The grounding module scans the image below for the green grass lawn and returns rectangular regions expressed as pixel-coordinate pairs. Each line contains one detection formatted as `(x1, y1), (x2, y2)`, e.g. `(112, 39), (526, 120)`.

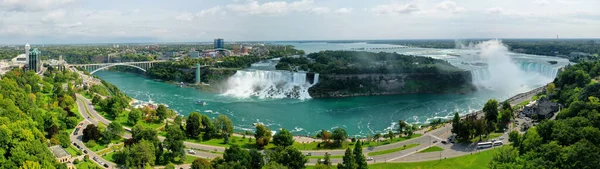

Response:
(86, 143), (107, 152)
(103, 151), (116, 162)
(307, 155), (343, 159)
(66, 145), (82, 156)
(75, 161), (102, 169)
(106, 110), (164, 129)
(185, 135), (275, 149)
(471, 133), (503, 143)
(418, 146), (444, 153)
(368, 148), (499, 169)
(293, 134), (422, 151)
(367, 144), (420, 156)
(185, 155), (198, 164)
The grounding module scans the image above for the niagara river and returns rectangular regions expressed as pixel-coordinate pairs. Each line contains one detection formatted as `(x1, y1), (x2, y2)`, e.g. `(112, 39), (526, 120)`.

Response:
(94, 41), (570, 137)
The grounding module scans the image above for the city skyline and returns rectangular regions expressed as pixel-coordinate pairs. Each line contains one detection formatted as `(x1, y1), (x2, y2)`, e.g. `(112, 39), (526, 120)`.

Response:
(1, 0), (599, 44)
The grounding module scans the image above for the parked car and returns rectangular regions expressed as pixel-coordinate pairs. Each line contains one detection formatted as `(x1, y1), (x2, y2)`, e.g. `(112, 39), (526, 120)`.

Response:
(187, 149), (196, 154)
(83, 150), (88, 154)
(441, 140), (447, 144)
(93, 157), (98, 161)
(433, 140), (438, 143)
(306, 152), (312, 156)
(103, 164), (109, 168)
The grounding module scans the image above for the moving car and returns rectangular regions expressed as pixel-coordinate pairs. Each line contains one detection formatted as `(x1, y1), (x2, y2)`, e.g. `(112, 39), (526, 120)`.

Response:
(366, 157), (374, 161)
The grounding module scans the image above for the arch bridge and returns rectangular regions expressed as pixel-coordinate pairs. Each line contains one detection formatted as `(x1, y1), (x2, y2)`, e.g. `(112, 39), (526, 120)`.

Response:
(67, 60), (167, 74)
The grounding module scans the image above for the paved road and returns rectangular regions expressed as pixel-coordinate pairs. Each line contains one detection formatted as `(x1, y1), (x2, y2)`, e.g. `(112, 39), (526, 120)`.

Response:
(73, 99), (117, 168)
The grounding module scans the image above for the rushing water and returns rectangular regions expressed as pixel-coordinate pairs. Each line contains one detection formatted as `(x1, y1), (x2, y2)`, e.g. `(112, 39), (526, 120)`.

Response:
(95, 41), (570, 137)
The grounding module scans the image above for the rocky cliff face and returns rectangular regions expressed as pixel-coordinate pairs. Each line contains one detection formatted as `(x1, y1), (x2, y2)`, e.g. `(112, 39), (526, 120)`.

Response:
(308, 71), (476, 98)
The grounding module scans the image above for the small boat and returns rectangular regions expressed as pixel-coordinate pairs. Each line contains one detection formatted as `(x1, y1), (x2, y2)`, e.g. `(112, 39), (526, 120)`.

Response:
(178, 82), (184, 87)
(196, 100), (207, 106)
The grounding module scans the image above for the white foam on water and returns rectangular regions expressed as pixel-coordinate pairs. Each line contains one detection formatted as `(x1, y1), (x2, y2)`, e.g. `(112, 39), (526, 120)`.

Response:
(222, 70), (319, 100)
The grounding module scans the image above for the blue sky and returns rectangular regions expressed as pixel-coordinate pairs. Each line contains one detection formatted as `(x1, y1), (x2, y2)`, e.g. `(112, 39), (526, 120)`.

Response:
(0, 0), (599, 44)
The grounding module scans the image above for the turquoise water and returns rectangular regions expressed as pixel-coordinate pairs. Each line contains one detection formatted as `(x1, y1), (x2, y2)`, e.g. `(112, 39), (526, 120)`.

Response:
(94, 42), (569, 137)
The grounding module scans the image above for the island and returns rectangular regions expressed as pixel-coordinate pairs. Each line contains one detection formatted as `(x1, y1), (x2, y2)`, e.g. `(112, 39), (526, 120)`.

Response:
(275, 51), (476, 98)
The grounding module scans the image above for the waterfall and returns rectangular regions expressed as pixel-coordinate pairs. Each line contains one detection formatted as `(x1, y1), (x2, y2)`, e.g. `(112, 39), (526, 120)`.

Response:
(518, 62), (559, 78)
(313, 73), (319, 85)
(222, 70), (318, 100)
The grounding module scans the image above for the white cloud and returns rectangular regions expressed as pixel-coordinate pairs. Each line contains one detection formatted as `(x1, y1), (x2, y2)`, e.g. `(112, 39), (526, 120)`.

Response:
(435, 1), (465, 13)
(485, 7), (504, 14)
(41, 9), (66, 23)
(370, 3), (420, 15)
(0, 0), (75, 12)
(226, 0), (316, 15)
(310, 7), (330, 14)
(58, 22), (83, 28)
(334, 8), (353, 14)
(175, 12), (194, 21)
(197, 6), (226, 17)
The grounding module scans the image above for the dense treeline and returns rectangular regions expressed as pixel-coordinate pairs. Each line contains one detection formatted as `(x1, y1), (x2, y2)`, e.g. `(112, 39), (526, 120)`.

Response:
(276, 51), (462, 74)
(147, 46), (302, 83)
(451, 100), (513, 143)
(489, 61), (600, 169)
(0, 68), (82, 168)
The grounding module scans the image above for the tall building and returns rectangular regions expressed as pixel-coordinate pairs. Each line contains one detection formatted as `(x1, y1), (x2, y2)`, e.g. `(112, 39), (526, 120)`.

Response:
(214, 38), (224, 50)
(25, 43), (30, 63)
(28, 48), (41, 72)
(233, 44), (239, 55)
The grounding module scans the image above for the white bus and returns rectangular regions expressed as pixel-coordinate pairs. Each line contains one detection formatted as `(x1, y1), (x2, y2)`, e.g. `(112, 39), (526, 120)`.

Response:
(493, 141), (503, 146)
(477, 142), (493, 149)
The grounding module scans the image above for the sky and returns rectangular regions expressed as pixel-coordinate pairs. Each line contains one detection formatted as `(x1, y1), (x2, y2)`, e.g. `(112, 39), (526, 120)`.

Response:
(0, 0), (599, 44)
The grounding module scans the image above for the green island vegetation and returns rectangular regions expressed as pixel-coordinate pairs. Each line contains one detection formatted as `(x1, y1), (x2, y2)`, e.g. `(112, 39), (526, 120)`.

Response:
(275, 51), (475, 97)
(418, 146), (444, 153)
(487, 60), (600, 169)
(0, 68), (85, 168)
(145, 45), (304, 85)
(368, 143), (420, 156)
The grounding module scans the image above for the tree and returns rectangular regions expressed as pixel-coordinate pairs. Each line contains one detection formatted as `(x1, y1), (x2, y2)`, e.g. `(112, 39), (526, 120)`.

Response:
(201, 114), (217, 141)
(156, 104), (168, 121)
(483, 99), (499, 123)
(387, 130), (395, 140)
(451, 112), (461, 134)
(331, 128), (348, 147)
(273, 128), (294, 147)
(353, 140), (367, 169)
(58, 131), (70, 148)
(131, 124), (158, 142)
(337, 148), (356, 169)
(397, 120), (407, 135)
(91, 94), (102, 104)
(82, 124), (100, 142)
(191, 158), (213, 169)
(186, 112), (203, 138)
(263, 162), (289, 169)
(508, 131), (522, 148)
(249, 149), (264, 169)
(254, 124), (272, 149)
(546, 82), (555, 96)
(488, 146), (520, 169)
(223, 144), (250, 167)
(214, 115), (234, 141)
(107, 122), (124, 138)
(164, 124), (186, 160)
(128, 109), (142, 125)
(373, 133), (381, 142)
(280, 147), (306, 169)
(316, 130), (331, 143)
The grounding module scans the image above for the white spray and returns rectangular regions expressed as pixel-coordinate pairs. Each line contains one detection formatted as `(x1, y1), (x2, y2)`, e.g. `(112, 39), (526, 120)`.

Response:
(464, 40), (528, 93)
